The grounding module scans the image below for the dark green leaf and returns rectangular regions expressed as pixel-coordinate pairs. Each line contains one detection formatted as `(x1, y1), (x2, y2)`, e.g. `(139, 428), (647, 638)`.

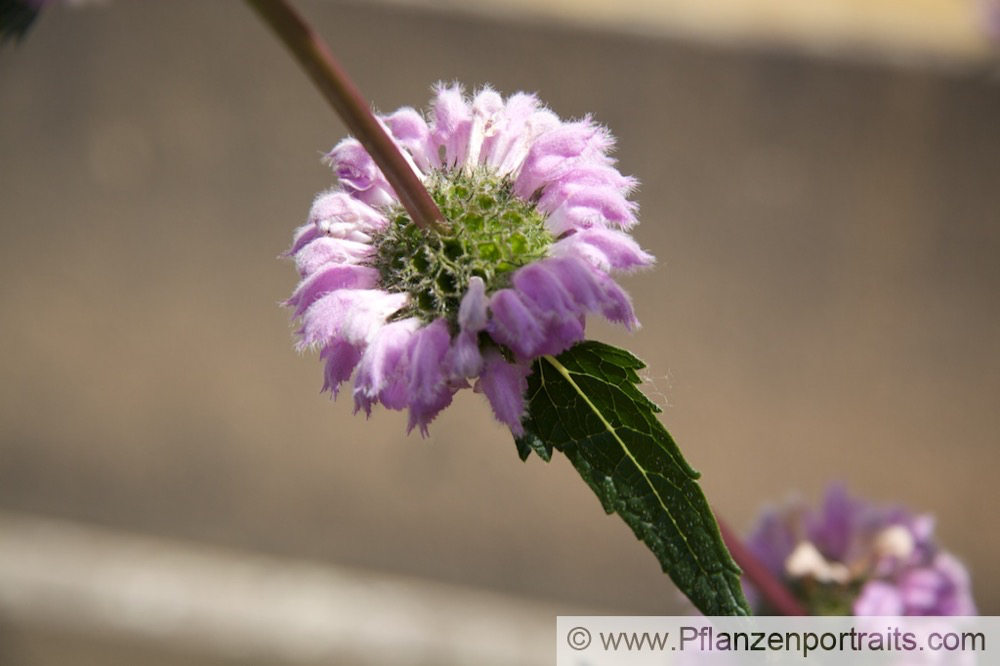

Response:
(1, 0), (41, 43)
(514, 427), (552, 462)
(518, 340), (750, 616)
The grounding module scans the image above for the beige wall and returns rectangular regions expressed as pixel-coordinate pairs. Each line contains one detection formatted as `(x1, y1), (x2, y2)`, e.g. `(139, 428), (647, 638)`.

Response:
(1, 0), (998, 654)
(377, 0), (1000, 64)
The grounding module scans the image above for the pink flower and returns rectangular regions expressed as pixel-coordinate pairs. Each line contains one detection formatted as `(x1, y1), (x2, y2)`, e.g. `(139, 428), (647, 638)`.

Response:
(744, 485), (977, 616)
(286, 85), (653, 436)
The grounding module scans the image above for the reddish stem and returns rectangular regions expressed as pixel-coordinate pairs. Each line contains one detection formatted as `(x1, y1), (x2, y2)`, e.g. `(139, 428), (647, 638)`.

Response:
(245, 0), (445, 233)
(716, 514), (808, 616)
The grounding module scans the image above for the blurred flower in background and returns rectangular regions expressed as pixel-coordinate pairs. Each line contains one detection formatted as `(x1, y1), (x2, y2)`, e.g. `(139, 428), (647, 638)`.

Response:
(745, 485), (977, 616)
(981, 0), (1000, 41)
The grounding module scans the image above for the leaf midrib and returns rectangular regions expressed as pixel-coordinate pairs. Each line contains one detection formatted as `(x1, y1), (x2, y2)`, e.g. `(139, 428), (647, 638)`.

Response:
(541, 354), (706, 574)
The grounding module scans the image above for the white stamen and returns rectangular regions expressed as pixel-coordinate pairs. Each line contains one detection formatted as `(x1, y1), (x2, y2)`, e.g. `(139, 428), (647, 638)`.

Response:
(873, 525), (915, 560)
(785, 542), (851, 584)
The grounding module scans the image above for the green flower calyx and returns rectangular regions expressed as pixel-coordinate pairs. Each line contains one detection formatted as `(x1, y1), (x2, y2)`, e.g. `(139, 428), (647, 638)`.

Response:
(373, 169), (552, 324)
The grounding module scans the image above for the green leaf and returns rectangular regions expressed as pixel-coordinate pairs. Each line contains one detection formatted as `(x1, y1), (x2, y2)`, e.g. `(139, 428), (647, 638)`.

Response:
(516, 340), (750, 616)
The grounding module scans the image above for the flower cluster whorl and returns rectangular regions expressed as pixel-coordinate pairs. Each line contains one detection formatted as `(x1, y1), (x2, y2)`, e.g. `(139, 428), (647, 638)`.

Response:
(745, 485), (977, 616)
(286, 85), (653, 435)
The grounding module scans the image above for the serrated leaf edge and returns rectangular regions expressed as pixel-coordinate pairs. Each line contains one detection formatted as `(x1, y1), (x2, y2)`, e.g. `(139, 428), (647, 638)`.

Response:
(541, 353), (711, 576)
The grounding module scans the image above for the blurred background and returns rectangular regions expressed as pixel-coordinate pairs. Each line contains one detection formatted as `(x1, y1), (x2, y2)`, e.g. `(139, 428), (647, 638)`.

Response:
(1, 0), (998, 663)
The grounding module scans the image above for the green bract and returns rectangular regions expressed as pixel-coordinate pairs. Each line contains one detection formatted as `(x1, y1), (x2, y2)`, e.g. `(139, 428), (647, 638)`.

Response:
(373, 169), (552, 324)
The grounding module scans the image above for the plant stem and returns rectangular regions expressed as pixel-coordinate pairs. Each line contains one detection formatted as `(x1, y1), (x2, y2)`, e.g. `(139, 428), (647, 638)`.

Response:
(245, 0), (445, 233)
(716, 514), (808, 616)
(247, 0), (800, 618)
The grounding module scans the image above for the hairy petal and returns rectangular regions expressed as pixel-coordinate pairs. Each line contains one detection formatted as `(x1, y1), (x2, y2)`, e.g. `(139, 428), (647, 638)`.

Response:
(379, 106), (440, 175)
(308, 189), (389, 242)
(530, 316), (585, 359)
(324, 138), (395, 206)
(487, 289), (546, 359)
(510, 259), (589, 356)
(486, 92), (560, 176)
(294, 237), (374, 277)
(513, 120), (615, 199)
(407, 384), (457, 438)
(458, 276), (489, 333)
(551, 228), (654, 273)
(382, 107), (437, 173)
(539, 164), (638, 207)
(448, 332), (482, 378)
(467, 87), (504, 167)
(431, 83), (473, 168)
(593, 271), (638, 329)
(298, 289), (408, 350)
(406, 319), (456, 435)
(354, 317), (422, 413)
(288, 222), (320, 256)
(449, 276), (490, 377)
(525, 256), (638, 330)
(407, 319), (452, 398)
(544, 186), (639, 234)
(511, 262), (576, 318)
(475, 350), (530, 435)
(319, 340), (363, 397)
(287, 264), (381, 317)
(544, 256), (608, 312)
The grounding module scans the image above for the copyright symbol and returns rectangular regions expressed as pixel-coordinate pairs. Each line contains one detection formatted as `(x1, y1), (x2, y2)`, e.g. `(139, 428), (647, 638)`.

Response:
(567, 626), (591, 650)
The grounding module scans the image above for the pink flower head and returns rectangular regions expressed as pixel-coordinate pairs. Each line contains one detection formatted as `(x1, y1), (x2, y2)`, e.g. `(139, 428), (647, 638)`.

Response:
(286, 85), (653, 436)
(744, 485), (977, 616)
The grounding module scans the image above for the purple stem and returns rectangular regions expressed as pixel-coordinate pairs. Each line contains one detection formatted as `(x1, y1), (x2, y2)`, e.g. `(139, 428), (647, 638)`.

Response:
(717, 514), (808, 616)
(245, 0), (445, 234)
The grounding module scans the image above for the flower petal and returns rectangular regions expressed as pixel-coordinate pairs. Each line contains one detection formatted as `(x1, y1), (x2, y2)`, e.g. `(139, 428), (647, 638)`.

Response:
(476, 350), (530, 435)
(448, 276), (490, 378)
(324, 138), (395, 206)
(513, 119), (614, 199)
(294, 237), (374, 277)
(551, 228), (654, 273)
(593, 271), (638, 330)
(511, 262), (575, 318)
(431, 83), (472, 168)
(544, 256), (607, 312)
(406, 319), (456, 435)
(383, 106), (437, 172)
(287, 222), (320, 256)
(538, 164), (638, 209)
(353, 317), (422, 412)
(458, 276), (489, 333)
(538, 316), (586, 356)
(407, 318), (452, 399)
(298, 289), (408, 350)
(487, 289), (546, 359)
(309, 189), (389, 242)
(544, 186), (638, 234)
(407, 384), (456, 437)
(287, 264), (380, 317)
(448, 331), (483, 378)
(467, 87), (504, 167)
(319, 340), (362, 397)
(853, 581), (905, 616)
(485, 92), (559, 176)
